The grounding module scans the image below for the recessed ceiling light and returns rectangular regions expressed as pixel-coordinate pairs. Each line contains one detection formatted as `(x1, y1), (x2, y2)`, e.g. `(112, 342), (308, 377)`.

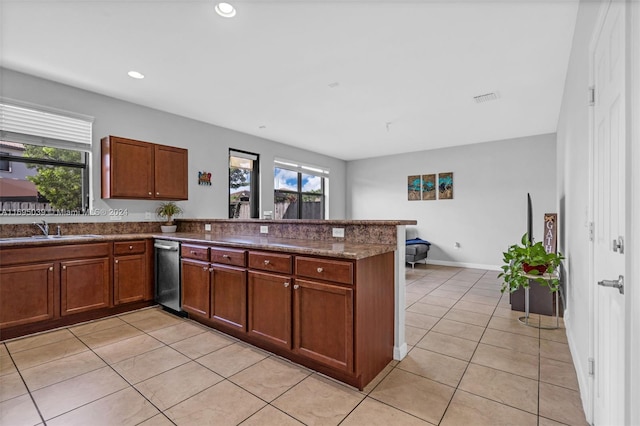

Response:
(215, 2), (236, 18)
(127, 70), (145, 79)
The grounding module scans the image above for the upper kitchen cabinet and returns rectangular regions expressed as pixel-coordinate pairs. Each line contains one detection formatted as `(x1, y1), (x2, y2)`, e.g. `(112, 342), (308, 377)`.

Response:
(101, 135), (188, 200)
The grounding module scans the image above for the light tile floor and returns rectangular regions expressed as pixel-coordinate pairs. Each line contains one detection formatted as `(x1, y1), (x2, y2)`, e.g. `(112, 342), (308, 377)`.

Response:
(0, 265), (588, 425)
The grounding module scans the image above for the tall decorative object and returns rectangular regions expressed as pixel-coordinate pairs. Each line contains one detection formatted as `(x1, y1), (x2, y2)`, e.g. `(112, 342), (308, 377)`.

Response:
(543, 214), (558, 253)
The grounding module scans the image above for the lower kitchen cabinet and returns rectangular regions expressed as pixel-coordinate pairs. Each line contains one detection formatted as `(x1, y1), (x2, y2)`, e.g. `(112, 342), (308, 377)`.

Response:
(114, 254), (147, 305)
(61, 257), (111, 316)
(293, 279), (354, 373)
(211, 265), (247, 331)
(0, 263), (56, 328)
(181, 258), (211, 317)
(113, 240), (151, 305)
(0, 240), (156, 339)
(248, 270), (292, 349)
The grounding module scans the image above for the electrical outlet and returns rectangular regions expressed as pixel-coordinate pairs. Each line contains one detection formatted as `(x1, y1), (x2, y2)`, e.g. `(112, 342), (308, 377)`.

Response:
(204, 224), (212, 232)
(332, 228), (345, 238)
(260, 225), (268, 234)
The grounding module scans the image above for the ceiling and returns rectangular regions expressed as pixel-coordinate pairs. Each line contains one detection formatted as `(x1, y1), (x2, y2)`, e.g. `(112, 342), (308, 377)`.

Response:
(0, 0), (579, 161)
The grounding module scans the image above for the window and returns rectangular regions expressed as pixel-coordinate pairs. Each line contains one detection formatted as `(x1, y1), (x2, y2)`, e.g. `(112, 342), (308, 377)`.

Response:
(0, 101), (93, 214)
(0, 151), (10, 172)
(229, 149), (259, 219)
(274, 159), (328, 220)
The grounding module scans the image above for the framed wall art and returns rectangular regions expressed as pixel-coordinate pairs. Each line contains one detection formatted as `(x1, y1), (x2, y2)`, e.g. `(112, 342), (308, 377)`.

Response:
(421, 174), (436, 200)
(438, 172), (453, 199)
(408, 175), (421, 200)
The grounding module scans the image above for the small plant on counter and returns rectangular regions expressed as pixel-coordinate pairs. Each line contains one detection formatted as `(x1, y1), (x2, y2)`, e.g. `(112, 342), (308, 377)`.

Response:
(155, 201), (183, 225)
(498, 233), (564, 294)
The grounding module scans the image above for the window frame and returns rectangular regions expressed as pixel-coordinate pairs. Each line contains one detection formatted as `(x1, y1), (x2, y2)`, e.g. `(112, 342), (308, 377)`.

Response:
(0, 101), (93, 214)
(229, 149), (260, 219)
(0, 145), (90, 213)
(274, 159), (328, 220)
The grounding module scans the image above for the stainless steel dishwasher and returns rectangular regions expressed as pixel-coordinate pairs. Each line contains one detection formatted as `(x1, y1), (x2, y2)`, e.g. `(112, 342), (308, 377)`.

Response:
(154, 239), (182, 313)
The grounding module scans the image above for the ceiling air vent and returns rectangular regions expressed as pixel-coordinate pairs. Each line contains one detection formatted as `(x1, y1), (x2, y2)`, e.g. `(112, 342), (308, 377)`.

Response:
(473, 92), (499, 103)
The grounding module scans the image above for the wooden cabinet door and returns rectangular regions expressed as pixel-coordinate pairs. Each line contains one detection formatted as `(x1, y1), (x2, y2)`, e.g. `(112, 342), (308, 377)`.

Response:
(293, 279), (354, 373)
(114, 254), (147, 305)
(248, 271), (292, 349)
(61, 257), (111, 316)
(107, 137), (154, 198)
(181, 258), (210, 318)
(211, 265), (247, 331)
(0, 263), (56, 328)
(154, 144), (188, 200)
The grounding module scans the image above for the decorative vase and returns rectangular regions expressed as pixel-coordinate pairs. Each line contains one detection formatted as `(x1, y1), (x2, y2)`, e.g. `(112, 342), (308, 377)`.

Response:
(522, 263), (547, 275)
(160, 225), (177, 233)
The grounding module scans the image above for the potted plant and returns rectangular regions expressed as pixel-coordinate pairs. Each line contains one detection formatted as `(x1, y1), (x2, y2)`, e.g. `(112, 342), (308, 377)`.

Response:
(155, 201), (183, 233)
(498, 233), (564, 294)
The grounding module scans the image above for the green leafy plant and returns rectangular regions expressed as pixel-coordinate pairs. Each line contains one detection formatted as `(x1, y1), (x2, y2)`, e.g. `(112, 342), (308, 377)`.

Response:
(498, 233), (564, 294)
(155, 202), (183, 225)
(25, 145), (84, 211)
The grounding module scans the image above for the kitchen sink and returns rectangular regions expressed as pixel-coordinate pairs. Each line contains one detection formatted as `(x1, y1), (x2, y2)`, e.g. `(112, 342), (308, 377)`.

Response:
(0, 234), (103, 242)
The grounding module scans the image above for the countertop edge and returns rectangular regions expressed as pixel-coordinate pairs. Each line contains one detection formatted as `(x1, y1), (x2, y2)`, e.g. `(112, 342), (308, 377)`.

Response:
(0, 233), (396, 260)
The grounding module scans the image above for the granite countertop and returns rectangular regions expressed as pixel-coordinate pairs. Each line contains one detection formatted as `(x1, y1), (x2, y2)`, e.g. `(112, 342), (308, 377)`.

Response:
(0, 232), (396, 260)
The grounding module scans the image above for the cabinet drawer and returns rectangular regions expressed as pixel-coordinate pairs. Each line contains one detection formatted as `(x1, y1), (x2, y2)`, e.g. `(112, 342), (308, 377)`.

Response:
(295, 257), (354, 285)
(211, 247), (246, 267)
(182, 244), (209, 261)
(248, 251), (292, 274)
(114, 240), (146, 255)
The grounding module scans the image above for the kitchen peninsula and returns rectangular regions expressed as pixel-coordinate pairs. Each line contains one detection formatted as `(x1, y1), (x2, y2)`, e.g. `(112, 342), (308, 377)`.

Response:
(0, 219), (415, 389)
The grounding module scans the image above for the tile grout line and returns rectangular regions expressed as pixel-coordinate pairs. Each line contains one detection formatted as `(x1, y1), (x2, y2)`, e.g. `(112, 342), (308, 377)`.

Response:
(2, 343), (48, 426)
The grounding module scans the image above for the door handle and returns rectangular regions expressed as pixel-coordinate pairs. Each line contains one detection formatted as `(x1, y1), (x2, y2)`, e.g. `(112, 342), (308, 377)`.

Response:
(598, 275), (624, 294)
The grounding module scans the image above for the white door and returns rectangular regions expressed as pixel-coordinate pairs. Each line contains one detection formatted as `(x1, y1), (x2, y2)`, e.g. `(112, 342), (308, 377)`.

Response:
(592, 1), (626, 425)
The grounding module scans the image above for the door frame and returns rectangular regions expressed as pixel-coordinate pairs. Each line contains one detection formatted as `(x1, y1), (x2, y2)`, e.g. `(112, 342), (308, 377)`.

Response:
(627, 1), (640, 424)
(587, 1), (640, 424)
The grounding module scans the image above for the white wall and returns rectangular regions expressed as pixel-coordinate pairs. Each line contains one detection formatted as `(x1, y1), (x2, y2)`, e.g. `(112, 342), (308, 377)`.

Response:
(346, 134), (557, 269)
(555, 0), (601, 419)
(0, 68), (347, 223)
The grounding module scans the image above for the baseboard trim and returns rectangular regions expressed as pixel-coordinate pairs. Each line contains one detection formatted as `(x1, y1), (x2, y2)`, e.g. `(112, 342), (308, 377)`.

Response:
(565, 315), (592, 424)
(425, 259), (501, 271)
(394, 342), (408, 360)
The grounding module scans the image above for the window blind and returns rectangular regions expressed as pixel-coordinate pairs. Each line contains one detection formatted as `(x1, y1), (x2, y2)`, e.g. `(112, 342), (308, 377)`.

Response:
(274, 158), (329, 176)
(0, 100), (93, 151)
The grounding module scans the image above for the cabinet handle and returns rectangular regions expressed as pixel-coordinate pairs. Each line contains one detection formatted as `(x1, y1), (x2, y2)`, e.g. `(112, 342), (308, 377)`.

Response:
(156, 192), (160, 195)
(317, 267), (323, 273)
(190, 250), (197, 254)
(115, 260), (119, 264)
(284, 282), (289, 287)
(264, 260), (270, 265)
(202, 266), (208, 271)
(49, 266), (54, 271)
(148, 192), (152, 195)
(62, 265), (66, 270)
(209, 268), (214, 272)
(293, 284), (299, 290)
(222, 254), (230, 259)
(129, 245), (133, 250)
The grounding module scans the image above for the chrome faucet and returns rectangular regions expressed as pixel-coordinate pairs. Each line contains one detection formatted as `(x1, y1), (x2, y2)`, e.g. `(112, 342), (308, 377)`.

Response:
(34, 220), (49, 236)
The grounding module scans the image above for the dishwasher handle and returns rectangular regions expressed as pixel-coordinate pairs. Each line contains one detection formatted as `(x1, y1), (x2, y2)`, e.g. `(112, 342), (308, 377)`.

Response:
(154, 243), (179, 251)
